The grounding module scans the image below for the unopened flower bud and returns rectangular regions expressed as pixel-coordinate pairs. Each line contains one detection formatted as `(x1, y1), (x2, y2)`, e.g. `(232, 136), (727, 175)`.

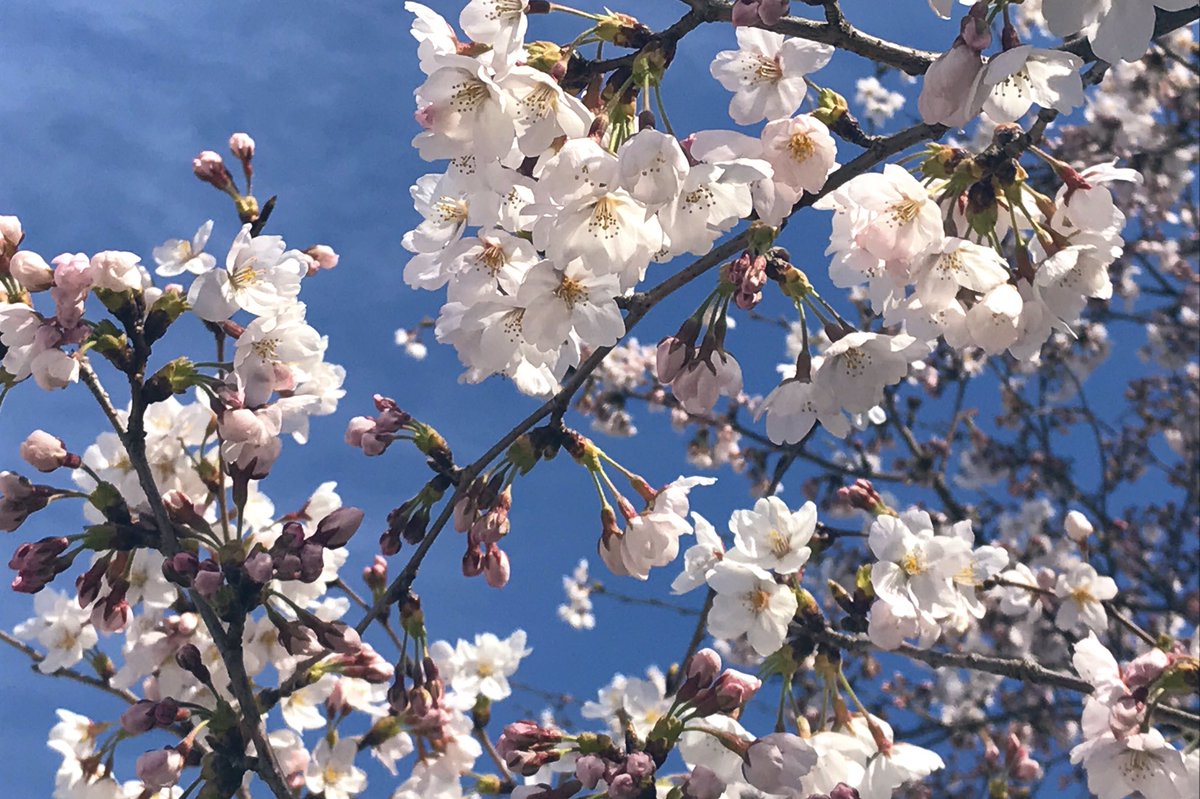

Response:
(162, 551), (199, 586)
(174, 643), (210, 685)
(192, 562), (223, 598)
(19, 430), (75, 473)
(135, 747), (185, 790)
(314, 506), (364, 548)
(192, 151), (234, 191)
(686, 648), (722, 685)
(483, 544), (510, 588)
(1064, 510), (1093, 543)
(684, 766), (726, 799)
(243, 551), (274, 583)
(228, 132), (255, 161)
(305, 245), (339, 271)
(0, 215), (23, 255)
(9, 251), (54, 292)
(363, 555), (388, 593)
(575, 754), (607, 789)
(121, 700), (160, 734)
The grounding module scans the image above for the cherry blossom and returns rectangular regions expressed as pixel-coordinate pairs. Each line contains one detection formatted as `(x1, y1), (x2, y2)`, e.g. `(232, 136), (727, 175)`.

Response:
(710, 28), (834, 125)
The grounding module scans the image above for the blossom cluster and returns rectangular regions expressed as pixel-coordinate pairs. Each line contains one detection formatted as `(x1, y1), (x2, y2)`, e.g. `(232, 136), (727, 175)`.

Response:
(1, 0), (1197, 798)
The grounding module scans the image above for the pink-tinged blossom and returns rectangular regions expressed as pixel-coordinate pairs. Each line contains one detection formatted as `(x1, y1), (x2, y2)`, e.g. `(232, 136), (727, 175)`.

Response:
(412, 54), (515, 162)
(617, 476), (716, 580)
(817, 164), (943, 262)
(219, 406), (283, 477)
(672, 348), (743, 415)
(918, 6), (990, 127)
(760, 114), (838, 195)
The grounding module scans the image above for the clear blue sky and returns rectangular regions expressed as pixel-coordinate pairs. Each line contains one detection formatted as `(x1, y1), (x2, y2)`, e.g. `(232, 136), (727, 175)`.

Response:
(0, 2), (1139, 796)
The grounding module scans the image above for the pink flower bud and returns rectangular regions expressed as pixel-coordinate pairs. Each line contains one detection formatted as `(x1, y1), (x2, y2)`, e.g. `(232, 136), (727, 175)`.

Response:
(363, 555), (387, 592)
(9, 251), (54, 292)
(193, 151), (234, 191)
(608, 773), (637, 799)
(624, 752), (655, 779)
(683, 765), (725, 799)
(656, 336), (691, 384)
(314, 507), (365, 548)
(483, 544), (510, 588)
(0, 215), (23, 252)
(1124, 647), (1170, 690)
(686, 648), (722, 685)
(305, 245), (339, 270)
(575, 755), (607, 789)
(829, 784), (862, 799)
(742, 733), (818, 795)
(243, 552), (274, 583)
(193, 564), (223, 598)
(136, 747), (185, 790)
(19, 430), (73, 472)
(228, 132), (256, 161)
(121, 701), (160, 734)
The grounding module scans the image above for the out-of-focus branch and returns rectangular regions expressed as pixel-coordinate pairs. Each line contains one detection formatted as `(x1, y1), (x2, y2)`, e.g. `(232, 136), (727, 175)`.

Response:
(0, 629), (139, 705)
(812, 626), (1200, 731)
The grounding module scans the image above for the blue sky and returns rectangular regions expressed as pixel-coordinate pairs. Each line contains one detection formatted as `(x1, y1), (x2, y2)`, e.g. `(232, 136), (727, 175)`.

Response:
(0, 1), (1163, 796)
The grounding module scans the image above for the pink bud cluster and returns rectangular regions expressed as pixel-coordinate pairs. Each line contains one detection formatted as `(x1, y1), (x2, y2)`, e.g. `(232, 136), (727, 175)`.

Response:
(455, 479), (513, 588)
(496, 720), (565, 776)
(9, 535), (71, 593)
(677, 648), (763, 716)
(346, 394), (414, 456)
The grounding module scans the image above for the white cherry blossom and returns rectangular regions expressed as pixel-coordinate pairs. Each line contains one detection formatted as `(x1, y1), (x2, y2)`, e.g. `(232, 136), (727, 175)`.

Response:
(706, 560), (798, 656)
(710, 28), (833, 124)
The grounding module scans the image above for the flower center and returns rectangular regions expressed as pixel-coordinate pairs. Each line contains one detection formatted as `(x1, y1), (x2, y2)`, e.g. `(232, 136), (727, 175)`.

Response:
(230, 257), (260, 289)
(787, 131), (815, 163)
(520, 83), (559, 121)
(839, 347), (869, 377)
(1070, 586), (1095, 605)
(752, 55), (783, 82)
(555, 275), (588, 309)
(449, 78), (490, 113)
(252, 338), (279, 361)
(767, 529), (791, 559)
(887, 197), (923, 225)
(588, 195), (621, 238)
(901, 552), (926, 576)
(747, 588), (772, 613)
(434, 198), (468, 224)
(477, 242), (508, 275)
